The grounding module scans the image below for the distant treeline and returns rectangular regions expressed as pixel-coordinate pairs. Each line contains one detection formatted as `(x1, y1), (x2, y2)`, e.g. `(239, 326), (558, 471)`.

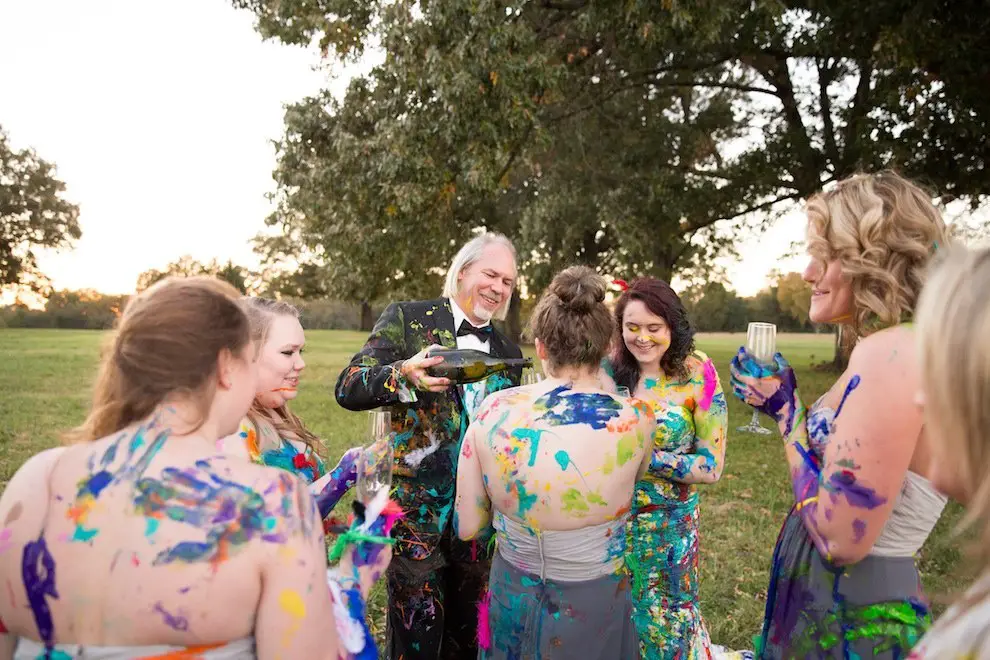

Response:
(1, 274), (821, 335)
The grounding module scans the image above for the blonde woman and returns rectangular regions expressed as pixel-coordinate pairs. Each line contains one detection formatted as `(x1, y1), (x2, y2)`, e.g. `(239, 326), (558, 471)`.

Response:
(908, 244), (990, 657)
(0, 278), (389, 659)
(730, 172), (949, 657)
(221, 298), (360, 519)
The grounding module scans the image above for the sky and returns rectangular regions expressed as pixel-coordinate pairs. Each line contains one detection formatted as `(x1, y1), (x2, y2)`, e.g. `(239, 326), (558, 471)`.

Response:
(0, 0), (808, 301)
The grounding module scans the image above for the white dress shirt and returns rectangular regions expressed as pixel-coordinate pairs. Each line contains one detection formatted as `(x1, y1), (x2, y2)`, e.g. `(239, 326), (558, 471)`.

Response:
(448, 298), (491, 421)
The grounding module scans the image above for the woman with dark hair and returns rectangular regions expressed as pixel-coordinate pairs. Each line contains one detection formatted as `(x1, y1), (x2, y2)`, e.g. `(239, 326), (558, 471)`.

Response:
(604, 277), (729, 659)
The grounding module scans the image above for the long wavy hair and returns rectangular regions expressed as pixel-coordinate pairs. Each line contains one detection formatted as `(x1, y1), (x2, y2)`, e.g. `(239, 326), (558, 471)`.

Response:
(611, 278), (695, 391)
(806, 170), (948, 336)
(240, 297), (324, 456)
(66, 277), (250, 442)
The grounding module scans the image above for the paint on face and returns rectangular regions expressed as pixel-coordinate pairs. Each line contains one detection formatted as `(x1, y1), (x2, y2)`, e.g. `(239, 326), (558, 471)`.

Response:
(454, 243), (516, 324)
(255, 315), (307, 407)
(621, 300), (672, 368)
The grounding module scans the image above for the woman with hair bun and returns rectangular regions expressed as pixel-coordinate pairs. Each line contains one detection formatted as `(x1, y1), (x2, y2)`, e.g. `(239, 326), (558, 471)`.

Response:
(604, 277), (729, 659)
(730, 171), (949, 658)
(455, 265), (654, 660)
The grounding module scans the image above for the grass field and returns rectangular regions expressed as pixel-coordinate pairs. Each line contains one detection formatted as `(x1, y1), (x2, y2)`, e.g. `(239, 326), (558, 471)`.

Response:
(0, 328), (972, 649)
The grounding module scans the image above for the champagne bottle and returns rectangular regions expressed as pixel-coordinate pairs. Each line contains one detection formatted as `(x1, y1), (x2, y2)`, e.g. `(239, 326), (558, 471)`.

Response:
(425, 348), (533, 384)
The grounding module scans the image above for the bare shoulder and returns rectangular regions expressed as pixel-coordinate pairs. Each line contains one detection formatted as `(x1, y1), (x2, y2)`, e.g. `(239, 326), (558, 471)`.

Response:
(0, 446), (69, 538)
(848, 326), (918, 378)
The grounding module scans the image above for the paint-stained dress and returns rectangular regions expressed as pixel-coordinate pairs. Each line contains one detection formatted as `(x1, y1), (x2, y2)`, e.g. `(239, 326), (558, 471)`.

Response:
(621, 351), (728, 659)
(755, 400), (934, 658)
(236, 419), (325, 484)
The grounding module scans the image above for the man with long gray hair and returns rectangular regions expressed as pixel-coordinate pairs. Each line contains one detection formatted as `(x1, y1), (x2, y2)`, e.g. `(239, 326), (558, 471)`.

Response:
(335, 232), (524, 659)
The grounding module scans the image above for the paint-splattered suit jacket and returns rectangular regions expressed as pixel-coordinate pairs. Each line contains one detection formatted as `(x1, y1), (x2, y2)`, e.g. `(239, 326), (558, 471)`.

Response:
(334, 298), (523, 560)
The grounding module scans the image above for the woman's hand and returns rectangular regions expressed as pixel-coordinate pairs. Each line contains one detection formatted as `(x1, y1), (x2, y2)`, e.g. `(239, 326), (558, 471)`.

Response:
(729, 348), (801, 436)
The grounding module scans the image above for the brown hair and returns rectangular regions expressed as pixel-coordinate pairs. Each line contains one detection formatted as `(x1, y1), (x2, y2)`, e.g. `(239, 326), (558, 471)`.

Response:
(67, 277), (251, 442)
(806, 170), (948, 336)
(530, 266), (613, 373)
(240, 297), (324, 456)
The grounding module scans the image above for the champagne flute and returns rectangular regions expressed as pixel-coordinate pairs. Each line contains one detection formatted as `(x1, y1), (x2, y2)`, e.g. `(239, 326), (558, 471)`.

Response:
(357, 410), (395, 516)
(521, 369), (544, 386)
(737, 322), (777, 436)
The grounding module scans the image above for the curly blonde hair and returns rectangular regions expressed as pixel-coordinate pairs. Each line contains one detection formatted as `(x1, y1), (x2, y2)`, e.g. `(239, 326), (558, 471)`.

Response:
(806, 171), (948, 336)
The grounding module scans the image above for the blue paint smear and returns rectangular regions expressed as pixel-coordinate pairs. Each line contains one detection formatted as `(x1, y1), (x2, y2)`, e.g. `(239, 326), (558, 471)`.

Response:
(534, 385), (622, 430)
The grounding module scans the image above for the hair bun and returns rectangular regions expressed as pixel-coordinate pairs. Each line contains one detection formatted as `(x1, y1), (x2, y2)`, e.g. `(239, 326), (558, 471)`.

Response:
(550, 265), (606, 313)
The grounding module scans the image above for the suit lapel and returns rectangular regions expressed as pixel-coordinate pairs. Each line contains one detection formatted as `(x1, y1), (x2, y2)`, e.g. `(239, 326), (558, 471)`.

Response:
(434, 299), (457, 349)
(432, 299), (466, 423)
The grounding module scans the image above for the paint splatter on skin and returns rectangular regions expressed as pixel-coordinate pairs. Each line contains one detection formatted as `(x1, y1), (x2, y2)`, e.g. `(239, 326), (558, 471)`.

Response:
(154, 601), (189, 631)
(67, 425), (169, 542)
(22, 535), (59, 651)
(313, 448), (359, 519)
(279, 589), (306, 650)
(133, 467), (313, 571)
(824, 470), (888, 510)
(533, 386), (623, 430)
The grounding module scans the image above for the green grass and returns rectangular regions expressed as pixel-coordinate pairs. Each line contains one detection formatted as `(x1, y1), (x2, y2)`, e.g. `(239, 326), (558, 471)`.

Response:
(0, 328), (971, 649)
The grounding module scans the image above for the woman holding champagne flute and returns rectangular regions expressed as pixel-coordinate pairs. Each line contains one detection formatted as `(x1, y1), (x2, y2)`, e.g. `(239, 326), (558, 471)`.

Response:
(730, 171), (949, 658)
(602, 277), (729, 659)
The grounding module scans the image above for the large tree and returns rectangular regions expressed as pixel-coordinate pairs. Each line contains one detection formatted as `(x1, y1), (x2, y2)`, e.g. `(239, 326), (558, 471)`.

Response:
(136, 255), (251, 294)
(0, 125), (81, 291)
(237, 0), (990, 319)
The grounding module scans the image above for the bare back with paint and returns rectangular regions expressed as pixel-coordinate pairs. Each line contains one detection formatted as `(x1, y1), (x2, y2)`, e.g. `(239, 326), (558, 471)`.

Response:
(455, 265), (650, 660)
(470, 382), (653, 532)
(455, 265), (652, 537)
(0, 278), (339, 660)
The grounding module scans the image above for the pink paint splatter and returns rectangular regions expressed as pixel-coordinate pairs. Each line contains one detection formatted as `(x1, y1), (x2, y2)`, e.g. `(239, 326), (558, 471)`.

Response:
(477, 589), (493, 650)
(0, 528), (12, 556)
(698, 359), (718, 411)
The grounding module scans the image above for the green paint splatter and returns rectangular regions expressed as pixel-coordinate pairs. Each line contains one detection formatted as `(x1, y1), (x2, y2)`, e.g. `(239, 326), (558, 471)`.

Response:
(561, 488), (588, 513)
(617, 433), (639, 465)
(587, 492), (607, 507)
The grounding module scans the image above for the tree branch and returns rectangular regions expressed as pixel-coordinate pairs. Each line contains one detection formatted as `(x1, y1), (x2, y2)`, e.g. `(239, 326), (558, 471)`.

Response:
(840, 58), (874, 175)
(817, 58), (841, 168)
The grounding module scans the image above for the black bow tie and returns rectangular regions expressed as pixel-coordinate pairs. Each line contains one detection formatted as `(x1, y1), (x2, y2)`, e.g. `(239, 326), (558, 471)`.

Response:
(457, 320), (493, 341)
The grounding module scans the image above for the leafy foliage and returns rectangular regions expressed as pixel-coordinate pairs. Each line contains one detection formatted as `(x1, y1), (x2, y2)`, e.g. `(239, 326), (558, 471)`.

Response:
(0, 125), (81, 292)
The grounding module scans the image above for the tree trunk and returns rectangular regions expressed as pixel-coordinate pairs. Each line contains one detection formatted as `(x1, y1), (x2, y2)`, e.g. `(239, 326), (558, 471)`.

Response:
(832, 325), (850, 370)
(360, 300), (374, 332)
(507, 288), (523, 346)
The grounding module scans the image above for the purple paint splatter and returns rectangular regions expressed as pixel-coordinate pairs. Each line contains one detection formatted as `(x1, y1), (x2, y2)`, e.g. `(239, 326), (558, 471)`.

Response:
(22, 535), (58, 651)
(825, 470), (887, 510)
(154, 601), (189, 631)
(852, 519), (867, 543)
(314, 448), (359, 519)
